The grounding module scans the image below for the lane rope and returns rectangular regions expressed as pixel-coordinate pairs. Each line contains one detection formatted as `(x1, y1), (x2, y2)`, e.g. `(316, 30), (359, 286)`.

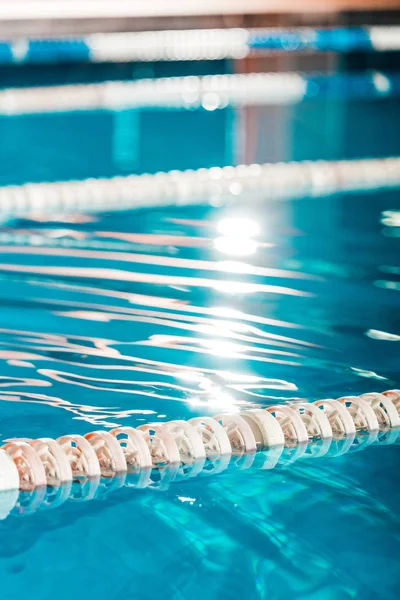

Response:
(0, 389), (399, 497)
(1, 26), (400, 65)
(0, 71), (399, 115)
(0, 156), (399, 216)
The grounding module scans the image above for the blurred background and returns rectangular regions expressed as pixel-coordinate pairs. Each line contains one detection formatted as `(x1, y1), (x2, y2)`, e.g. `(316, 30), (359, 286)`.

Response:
(0, 1), (399, 186)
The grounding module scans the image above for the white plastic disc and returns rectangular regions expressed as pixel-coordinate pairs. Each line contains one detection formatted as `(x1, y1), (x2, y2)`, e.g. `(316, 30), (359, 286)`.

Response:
(188, 417), (232, 458)
(266, 405), (309, 445)
(84, 430), (127, 475)
(338, 396), (379, 432)
(382, 390), (400, 415)
(57, 434), (101, 478)
(137, 423), (181, 467)
(213, 413), (257, 455)
(110, 426), (152, 470)
(240, 409), (285, 448)
(164, 420), (206, 463)
(292, 403), (333, 440)
(0, 448), (20, 491)
(2, 441), (47, 490)
(360, 393), (400, 428)
(314, 399), (356, 438)
(31, 438), (73, 484)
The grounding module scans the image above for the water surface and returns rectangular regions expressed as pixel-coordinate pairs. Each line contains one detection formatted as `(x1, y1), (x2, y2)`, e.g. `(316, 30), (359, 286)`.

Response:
(0, 187), (399, 599)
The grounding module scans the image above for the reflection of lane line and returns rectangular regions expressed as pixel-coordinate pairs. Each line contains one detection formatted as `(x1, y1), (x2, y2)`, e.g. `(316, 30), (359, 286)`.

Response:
(0, 157), (399, 215)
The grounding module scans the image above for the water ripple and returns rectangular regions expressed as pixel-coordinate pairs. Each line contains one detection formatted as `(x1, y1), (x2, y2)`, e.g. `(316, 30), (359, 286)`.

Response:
(0, 197), (398, 437)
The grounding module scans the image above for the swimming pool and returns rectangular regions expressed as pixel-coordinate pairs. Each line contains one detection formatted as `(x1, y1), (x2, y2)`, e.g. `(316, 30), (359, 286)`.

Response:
(0, 34), (399, 600)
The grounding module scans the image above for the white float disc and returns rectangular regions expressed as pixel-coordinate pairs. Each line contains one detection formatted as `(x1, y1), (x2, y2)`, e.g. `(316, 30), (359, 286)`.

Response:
(85, 430), (127, 474)
(2, 441), (47, 489)
(188, 416), (232, 458)
(137, 424), (181, 466)
(0, 448), (20, 491)
(266, 405), (309, 444)
(382, 390), (400, 415)
(164, 420), (206, 463)
(110, 426), (152, 470)
(338, 396), (379, 432)
(292, 403), (333, 440)
(57, 434), (101, 478)
(213, 413), (257, 455)
(31, 438), (73, 484)
(240, 409), (285, 448)
(360, 393), (400, 428)
(314, 399), (356, 437)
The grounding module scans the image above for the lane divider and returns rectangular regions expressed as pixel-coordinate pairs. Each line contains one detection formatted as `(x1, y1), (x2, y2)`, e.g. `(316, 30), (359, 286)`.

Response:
(1, 26), (400, 65)
(0, 389), (399, 496)
(0, 71), (399, 115)
(0, 156), (399, 216)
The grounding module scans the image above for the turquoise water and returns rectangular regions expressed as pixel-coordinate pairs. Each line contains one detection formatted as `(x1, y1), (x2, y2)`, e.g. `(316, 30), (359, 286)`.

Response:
(0, 188), (399, 599)
(0, 56), (399, 598)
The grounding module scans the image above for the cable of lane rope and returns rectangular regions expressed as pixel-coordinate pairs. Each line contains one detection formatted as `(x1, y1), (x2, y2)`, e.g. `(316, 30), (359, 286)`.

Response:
(0, 390), (399, 503)
(1, 26), (400, 65)
(0, 156), (399, 216)
(0, 71), (399, 116)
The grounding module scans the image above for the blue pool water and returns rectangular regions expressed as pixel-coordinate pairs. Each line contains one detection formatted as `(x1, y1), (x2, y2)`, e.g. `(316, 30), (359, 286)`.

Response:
(0, 186), (399, 599)
(0, 53), (400, 599)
